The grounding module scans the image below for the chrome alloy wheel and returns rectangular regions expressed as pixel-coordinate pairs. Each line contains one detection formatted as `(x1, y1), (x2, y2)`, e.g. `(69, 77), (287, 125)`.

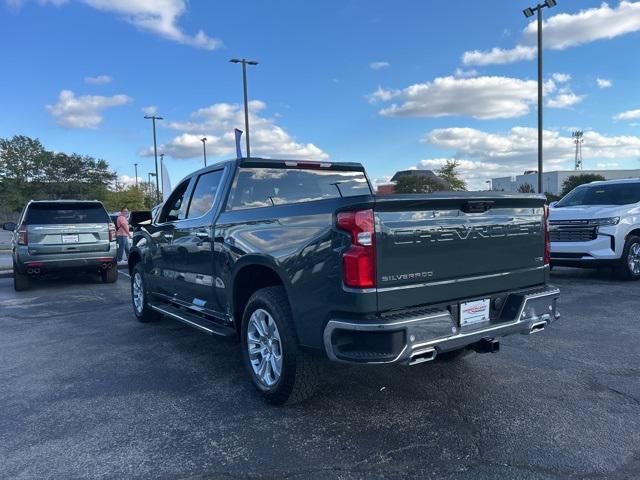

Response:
(628, 243), (640, 275)
(247, 308), (283, 387)
(132, 272), (144, 314)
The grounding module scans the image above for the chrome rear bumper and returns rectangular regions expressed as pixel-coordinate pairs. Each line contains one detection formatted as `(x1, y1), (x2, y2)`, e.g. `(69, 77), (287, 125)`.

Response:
(323, 285), (560, 365)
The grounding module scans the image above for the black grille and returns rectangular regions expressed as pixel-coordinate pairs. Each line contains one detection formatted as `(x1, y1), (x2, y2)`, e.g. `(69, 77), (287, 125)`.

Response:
(549, 225), (597, 242)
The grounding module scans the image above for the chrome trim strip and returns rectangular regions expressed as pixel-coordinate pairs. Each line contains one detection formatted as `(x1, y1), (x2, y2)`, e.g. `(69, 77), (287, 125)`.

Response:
(376, 265), (547, 293)
(150, 305), (226, 336)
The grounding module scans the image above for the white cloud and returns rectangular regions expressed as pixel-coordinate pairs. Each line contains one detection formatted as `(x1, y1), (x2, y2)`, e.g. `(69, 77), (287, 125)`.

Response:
(369, 61), (390, 70)
(141, 101), (328, 161)
(453, 68), (479, 78)
(614, 108), (640, 120)
(462, 45), (536, 66)
(9, 0), (222, 50)
(522, 1), (640, 50)
(141, 105), (158, 115)
(416, 126), (640, 189)
(547, 92), (584, 108)
(84, 74), (112, 85)
(463, 1), (640, 66)
(596, 78), (613, 88)
(369, 76), (538, 119)
(45, 89), (132, 128)
(551, 73), (571, 83)
(115, 174), (142, 188)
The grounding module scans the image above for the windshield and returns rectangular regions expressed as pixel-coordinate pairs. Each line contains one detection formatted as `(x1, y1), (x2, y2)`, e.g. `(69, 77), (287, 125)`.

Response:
(556, 183), (640, 207)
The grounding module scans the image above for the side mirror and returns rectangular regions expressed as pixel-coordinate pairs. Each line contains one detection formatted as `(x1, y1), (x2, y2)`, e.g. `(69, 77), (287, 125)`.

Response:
(549, 201), (558, 208)
(2, 222), (16, 232)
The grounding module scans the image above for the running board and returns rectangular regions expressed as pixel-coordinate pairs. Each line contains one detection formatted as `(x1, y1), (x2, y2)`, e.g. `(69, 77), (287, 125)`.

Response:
(150, 304), (236, 337)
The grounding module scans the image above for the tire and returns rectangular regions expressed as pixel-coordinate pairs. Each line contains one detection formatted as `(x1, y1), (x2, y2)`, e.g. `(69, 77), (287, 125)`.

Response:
(437, 348), (472, 362)
(13, 266), (30, 292)
(131, 263), (160, 323)
(101, 266), (118, 283)
(616, 235), (640, 280)
(241, 286), (320, 405)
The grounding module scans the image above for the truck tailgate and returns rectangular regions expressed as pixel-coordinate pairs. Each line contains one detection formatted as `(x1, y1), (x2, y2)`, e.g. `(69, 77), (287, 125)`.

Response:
(374, 193), (547, 311)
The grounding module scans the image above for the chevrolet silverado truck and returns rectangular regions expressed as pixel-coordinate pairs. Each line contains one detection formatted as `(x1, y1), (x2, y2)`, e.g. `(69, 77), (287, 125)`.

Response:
(549, 178), (640, 279)
(128, 158), (560, 404)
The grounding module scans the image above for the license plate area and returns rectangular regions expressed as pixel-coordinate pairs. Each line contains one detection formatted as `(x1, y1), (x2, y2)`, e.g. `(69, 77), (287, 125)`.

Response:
(459, 298), (490, 328)
(62, 234), (79, 244)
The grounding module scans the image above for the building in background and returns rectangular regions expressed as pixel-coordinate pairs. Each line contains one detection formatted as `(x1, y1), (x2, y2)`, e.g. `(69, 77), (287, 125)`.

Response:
(375, 170), (450, 194)
(491, 169), (640, 196)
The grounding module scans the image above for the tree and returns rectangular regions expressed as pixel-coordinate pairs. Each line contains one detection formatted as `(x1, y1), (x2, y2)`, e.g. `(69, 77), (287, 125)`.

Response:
(560, 174), (606, 197)
(394, 175), (444, 194)
(103, 186), (147, 212)
(0, 135), (117, 212)
(436, 160), (467, 191)
(518, 183), (535, 193)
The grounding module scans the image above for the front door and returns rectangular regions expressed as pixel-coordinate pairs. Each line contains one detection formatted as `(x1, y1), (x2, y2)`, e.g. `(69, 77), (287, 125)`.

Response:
(171, 168), (226, 319)
(149, 178), (192, 299)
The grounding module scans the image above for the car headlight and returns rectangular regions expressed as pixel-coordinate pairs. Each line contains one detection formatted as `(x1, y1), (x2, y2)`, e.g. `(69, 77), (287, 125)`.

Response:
(591, 217), (620, 226)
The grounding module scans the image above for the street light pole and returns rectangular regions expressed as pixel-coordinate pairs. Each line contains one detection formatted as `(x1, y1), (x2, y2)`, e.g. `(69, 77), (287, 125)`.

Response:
(230, 58), (258, 158)
(134, 163), (138, 189)
(144, 114), (163, 203)
(148, 172), (156, 199)
(200, 137), (207, 167)
(159, 153), (164, 198)
(523, 0), (557, 194)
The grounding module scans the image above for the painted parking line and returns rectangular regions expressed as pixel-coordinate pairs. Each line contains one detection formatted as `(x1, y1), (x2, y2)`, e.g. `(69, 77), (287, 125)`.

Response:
(119, 271), (130, 278)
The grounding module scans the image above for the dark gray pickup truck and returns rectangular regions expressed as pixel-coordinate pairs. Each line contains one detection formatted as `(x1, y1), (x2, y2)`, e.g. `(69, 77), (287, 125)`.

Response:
(128, 158), (560, 404)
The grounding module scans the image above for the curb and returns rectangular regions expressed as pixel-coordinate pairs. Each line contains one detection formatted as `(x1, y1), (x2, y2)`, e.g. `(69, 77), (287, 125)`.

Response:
(0, 263), (128, 279)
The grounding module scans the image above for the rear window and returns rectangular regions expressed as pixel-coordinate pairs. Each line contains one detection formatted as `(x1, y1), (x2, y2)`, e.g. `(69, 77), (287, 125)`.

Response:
(25, 203), (109, 224)
(557, 183), (640, 207)
(226, 167), (371, 211)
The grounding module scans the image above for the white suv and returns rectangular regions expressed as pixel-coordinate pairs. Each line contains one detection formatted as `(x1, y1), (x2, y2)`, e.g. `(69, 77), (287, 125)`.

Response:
(549, 178), (640, 279)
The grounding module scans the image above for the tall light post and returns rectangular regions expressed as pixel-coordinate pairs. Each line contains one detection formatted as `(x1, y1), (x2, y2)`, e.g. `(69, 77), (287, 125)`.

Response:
(148, 172), (156, 200)
(144, 114), (163, 203)
(134, 163), (139, 189)
(159, 153), (165, 198)
(229, 58), (258, 158)
(523, 0), (557, 194)
(200, 137), (208, 167)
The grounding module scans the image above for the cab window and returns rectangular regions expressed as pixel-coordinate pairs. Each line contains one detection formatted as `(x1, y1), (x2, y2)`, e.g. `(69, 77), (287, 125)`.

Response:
(186, 170), (224, 219)
(159, 179), (190, 223)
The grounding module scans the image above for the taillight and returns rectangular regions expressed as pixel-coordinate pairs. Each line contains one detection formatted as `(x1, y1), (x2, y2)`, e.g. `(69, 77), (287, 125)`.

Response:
(544, 205), (551, 265)
(109, 224), (116, 242)
(336, 209), (376, 288)
(17, 225), (28, 245)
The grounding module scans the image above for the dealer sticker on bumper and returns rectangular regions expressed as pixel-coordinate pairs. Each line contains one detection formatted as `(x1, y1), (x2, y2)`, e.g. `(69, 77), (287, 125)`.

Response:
(460, 298), (490, 327)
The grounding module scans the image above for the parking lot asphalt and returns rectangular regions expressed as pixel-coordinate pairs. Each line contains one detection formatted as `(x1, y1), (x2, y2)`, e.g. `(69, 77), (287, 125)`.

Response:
(1, 269), (639, 480)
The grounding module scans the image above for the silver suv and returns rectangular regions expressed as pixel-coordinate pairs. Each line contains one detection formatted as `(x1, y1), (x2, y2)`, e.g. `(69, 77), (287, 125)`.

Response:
(2, 200), (118, 291)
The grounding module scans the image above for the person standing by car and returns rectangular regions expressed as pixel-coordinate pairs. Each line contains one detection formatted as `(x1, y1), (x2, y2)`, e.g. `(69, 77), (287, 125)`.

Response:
(116, 207), (131, 262)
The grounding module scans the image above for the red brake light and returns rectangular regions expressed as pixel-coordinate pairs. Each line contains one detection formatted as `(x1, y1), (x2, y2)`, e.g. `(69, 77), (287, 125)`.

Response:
(17, 225), (28, 245)
(336, 209), (376, 288)
(544, 205), (551, 265)
(109, 224), (116, 242)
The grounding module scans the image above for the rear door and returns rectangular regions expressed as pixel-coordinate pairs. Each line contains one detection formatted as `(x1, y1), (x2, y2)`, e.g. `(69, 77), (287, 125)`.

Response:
(24, 202), (112, 256)
(374, 194), (547, 311)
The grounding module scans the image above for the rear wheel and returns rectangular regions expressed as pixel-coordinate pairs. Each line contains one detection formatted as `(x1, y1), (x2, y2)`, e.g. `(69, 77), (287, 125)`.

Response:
(241, 286), (320, 405)
(101, 266), (118, 283)
(131, 263), (160, 322)
(617, 235), (640, 280)
(13, 265), (30, 292)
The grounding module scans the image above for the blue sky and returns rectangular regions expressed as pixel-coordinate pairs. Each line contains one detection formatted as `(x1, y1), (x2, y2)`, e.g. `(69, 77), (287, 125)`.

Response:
(1, 0), (640, 190)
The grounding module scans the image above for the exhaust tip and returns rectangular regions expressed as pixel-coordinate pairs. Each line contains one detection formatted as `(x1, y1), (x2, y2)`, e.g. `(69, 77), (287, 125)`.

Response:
(529, 321), (547, 334)
(409, 347), (437, 365)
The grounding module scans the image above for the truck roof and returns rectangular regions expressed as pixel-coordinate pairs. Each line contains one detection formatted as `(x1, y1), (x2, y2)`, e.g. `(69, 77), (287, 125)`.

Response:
(586, 178), (640, 186)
